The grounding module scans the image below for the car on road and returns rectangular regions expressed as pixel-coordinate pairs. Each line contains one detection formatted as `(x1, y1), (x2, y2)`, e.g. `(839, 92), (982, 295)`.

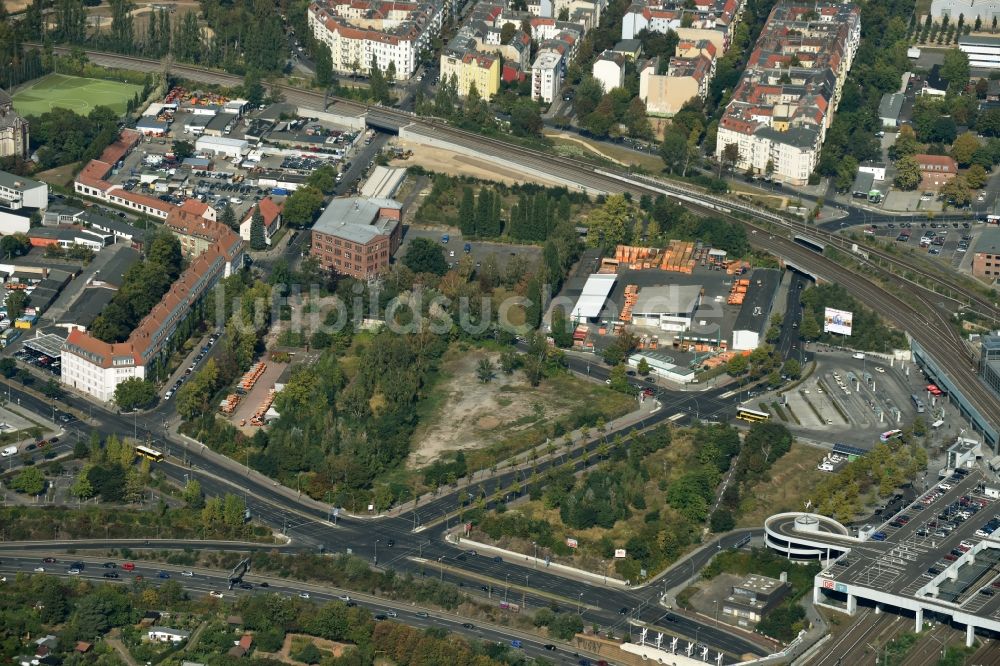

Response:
(386, 610), (397, 617)
(462, 623), (474, 629)
(210, 591), (224, 598)
(375, 614), (388, 621)
(67, 568), (81, 575)
(618, 607), (629, 615)
(42, 557), (56, 563)
(102, 562), (117, 568)
(259, 582), (269, 588)
(239, 583), (254, 590)
(387, 539), (394, 547)
(158, 571), (170, 579)
(416, 611), (429, 618)
(493, 556), (502, 563)
(103, 572), (119, 578)
(338, 594), (351, 602)
(34, 567), (45, 572)
(181, 571), (194, 577)
(875, 367), (885, 373)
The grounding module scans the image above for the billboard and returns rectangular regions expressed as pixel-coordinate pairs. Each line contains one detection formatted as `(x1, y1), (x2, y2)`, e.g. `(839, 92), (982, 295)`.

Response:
(614, 549), (627, 559)
(823, 307), (853, 336)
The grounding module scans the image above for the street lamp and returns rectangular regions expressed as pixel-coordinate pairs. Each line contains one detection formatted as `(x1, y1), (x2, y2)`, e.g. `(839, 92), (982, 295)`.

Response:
(374, 538), (380, 564)
(504, 573), (509, 602)
(533, 541), (537, 568)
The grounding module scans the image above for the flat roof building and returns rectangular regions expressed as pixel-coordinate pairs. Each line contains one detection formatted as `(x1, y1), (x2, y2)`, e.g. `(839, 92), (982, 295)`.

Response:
(981, 334), (1000, 399)
(722, 574), (790, 626)
(732, 268), (779, 351)
(571, 273), (617, 321)
(311, 197), (402, 280)
(630, 284), (703, 332)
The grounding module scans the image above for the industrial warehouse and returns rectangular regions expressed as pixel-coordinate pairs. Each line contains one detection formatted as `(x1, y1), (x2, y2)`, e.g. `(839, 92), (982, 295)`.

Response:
(564, 242), (783, 384)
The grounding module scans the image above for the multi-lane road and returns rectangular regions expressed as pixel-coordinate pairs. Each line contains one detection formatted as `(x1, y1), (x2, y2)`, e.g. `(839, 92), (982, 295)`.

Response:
(8, 44), (1000, 656)
(0, 553), (600, 665)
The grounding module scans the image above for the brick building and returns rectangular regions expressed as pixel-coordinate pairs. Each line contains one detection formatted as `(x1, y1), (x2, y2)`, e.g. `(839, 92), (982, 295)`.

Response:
(972, 227), (1000, 283)
(310, 197), (402, 279)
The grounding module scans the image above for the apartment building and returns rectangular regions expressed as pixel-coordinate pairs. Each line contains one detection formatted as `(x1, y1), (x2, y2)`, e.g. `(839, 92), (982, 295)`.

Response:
(62, 201), (245, 402)
(308, 0), (444, 80)
(310, 197), (402, 279)
(440, 1), (532, 98)
(714, 2), (862, 185)
(165, 202), (245, 277)
(640, 52), (714, 116)
(0, 88), (30, 160)
(532, 50), (565, 103)
(592, 50), (626, 92)
(621, 0), (744, 52)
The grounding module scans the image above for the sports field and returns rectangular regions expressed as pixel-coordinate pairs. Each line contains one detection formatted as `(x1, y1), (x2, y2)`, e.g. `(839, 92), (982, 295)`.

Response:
(12, 73), (145, 116)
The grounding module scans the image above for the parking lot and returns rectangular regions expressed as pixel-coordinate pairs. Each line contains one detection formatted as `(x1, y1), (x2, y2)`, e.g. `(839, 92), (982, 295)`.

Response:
(858, 219), (982, 269)
(397, 227), (543, 272)
(774, 351), (925, 449)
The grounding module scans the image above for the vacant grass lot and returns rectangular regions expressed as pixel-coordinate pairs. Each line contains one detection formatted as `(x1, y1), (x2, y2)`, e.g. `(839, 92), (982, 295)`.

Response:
(735, 441), (827, 527)
(13, 73), (143, 116)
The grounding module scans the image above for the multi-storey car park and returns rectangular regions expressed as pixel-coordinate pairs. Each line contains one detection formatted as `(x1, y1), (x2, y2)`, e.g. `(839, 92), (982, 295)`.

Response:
(766, 462), (1000, 647)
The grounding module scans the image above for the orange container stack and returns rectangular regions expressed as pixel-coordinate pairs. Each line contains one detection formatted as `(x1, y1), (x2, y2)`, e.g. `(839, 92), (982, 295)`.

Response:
(250, 389), (277, 427)
(220, 394), (240, 414)
(620, 285), (639, 322)
(728, 278), (750, 305)
(238, 361), (267, 394)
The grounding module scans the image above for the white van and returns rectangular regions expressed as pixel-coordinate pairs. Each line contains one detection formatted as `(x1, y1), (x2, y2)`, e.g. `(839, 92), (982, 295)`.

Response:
(1, 445), (17, 457)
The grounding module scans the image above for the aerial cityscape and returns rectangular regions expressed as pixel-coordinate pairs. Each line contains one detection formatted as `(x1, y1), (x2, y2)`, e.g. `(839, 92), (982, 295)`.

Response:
(3, 0), (1000, 664)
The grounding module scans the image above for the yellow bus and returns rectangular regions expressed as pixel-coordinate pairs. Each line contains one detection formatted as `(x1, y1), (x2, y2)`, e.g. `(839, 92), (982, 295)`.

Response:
(135, 444), (164, 462)
(736, 407), (770, 423)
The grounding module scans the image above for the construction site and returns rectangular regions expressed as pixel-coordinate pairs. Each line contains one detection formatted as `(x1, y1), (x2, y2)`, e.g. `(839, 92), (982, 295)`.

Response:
(562, 241), (783, 385)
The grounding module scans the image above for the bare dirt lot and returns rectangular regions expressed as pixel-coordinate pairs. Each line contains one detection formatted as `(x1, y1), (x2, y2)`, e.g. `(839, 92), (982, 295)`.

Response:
(390, 143), (565, 187)
(409, 348), (633, 469)
(256, 633), (352, 665)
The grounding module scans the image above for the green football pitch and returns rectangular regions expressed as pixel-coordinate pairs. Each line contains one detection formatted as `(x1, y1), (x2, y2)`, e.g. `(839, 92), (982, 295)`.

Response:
(12, 73), (145, 116)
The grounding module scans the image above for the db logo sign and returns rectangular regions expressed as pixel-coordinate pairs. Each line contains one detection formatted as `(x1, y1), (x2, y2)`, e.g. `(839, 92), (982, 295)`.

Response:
(822, 580), (835, 590)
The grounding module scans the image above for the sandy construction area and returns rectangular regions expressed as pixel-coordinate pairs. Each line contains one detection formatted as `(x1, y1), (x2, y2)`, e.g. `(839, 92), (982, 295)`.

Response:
(390, 141), (566, 187)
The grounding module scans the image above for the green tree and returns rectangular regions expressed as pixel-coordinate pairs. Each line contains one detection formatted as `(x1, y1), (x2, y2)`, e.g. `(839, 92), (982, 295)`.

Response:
(282, 186), (324, 227)
(510, 99), (543, 137)
(12, 467), (45, 495)
(70, 466), (95, 501)
(660, 129), (690, 175)
(220, 203), (237, 230)
(726, 354), (749, 376)
(951, 131), (981, 167)
(403, 237), (448, 275)
(0, 357), (16, 378)
(782, 358), (802, 380)
(172, 140), (195, 161)
(893, 155), (922, 190)
(307, 164), (338, 194)
(293, 643), (322, 665)
(720, 143), (741, 176)
(966, 163), (989, 189)
(113, 377), (157, 411)
(183, 478), (204, 508)
(586, 194), (634, 249)
(942, 49), (971, 94)
(5, 289), (28, 319)
(249, 208), (267, 250)
(940, 176), (973, 206)
(315, 46), (333, 87)
(476, 358), (496, 383)
(637, 357), (651, 375)
(458, 186), (476, 235)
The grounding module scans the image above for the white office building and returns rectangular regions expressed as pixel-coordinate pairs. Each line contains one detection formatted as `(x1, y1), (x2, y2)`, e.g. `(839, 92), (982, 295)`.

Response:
(195, 136), (249, 159)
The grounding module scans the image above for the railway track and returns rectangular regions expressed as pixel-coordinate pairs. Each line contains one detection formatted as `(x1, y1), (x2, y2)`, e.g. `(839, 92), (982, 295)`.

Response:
(808, 611), (903, 666)
(23, 46), (1000, 437)
(49, 46), (1000, 319)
